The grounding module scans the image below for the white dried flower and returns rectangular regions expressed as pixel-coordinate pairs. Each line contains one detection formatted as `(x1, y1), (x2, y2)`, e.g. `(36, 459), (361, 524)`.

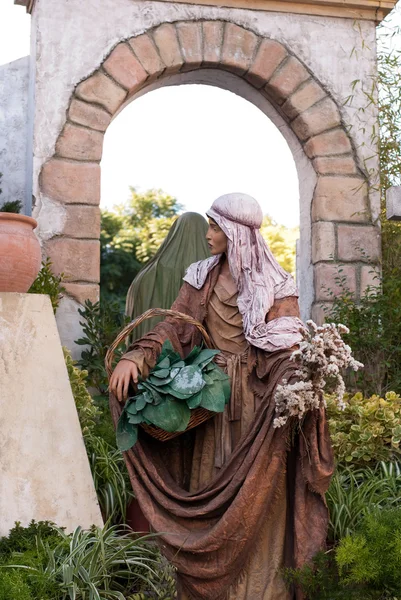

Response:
(273, 321), (363, 428)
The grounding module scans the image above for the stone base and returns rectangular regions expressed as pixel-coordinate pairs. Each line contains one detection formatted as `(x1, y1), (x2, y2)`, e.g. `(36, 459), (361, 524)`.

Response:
(0, 293), (103, 535)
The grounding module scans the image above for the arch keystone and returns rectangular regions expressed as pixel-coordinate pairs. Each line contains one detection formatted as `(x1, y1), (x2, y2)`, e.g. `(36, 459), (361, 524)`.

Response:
(202, 21), (224, 66)
(221, 23), (258, 75)
(176, 21), (203, 71)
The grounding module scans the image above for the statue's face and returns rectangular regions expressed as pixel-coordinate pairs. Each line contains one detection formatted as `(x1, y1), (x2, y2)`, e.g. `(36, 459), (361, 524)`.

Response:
(206, 218), (228, 255)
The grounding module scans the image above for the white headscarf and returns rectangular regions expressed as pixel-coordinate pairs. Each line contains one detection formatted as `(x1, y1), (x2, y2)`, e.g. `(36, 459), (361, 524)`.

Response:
(184, 193), (303, 352)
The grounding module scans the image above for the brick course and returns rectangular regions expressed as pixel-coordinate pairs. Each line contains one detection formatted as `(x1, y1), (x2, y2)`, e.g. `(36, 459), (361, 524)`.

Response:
(312, 177), (369, 223)
(56, 124), (103, 162)
(103, 42), (148, 91)
(41, 160), (100, 205)
(76, 71), (127, 114)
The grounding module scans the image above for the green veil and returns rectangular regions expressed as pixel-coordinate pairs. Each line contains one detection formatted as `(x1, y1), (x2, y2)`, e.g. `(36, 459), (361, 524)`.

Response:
(125, 212), (210, 341)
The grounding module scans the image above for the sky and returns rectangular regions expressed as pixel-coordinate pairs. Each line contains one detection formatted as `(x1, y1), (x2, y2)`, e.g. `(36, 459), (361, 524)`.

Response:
(1, 0), (400, 228)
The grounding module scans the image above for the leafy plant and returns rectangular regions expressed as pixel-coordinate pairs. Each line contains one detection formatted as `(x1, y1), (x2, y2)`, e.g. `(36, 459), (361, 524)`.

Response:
(0, 523), (172, 600)
(324, 267), (401, 397)
(117, 341), (230, 451)
(0, 570), (34, 600)
(283, 551), (351, 599)
(101, 188), (182, 306)
(327, 391), (401, 465)
(0, 521), (62, 557)
(0, 521), (65, 599)
(0, 199), (23, 213)
(326, 462), (401, 543)
(336, 508), (401, 596)
(85, 433), (133, 524)
(128, 554), (177, 599)
(63, 347), (101, 436)
(76, 299), (130, 396)
(29, 258), (66, 314)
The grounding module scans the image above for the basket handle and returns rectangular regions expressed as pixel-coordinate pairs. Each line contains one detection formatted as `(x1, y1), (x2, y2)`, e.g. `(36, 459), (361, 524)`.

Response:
(105, 308), (212, 379)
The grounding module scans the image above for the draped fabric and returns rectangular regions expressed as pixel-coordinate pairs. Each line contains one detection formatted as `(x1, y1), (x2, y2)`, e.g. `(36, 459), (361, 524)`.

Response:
(111, 262), (334, 600)
(125, 212), (210, 341)
(184, 193), (303, 352)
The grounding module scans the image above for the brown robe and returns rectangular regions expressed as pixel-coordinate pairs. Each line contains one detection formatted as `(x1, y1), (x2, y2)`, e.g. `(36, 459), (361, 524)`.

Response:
(109, 262), (334, 600)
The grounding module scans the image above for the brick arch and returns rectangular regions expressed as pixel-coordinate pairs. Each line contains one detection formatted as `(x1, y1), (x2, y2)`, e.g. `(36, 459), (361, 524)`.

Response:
(40, 19), (379, 319)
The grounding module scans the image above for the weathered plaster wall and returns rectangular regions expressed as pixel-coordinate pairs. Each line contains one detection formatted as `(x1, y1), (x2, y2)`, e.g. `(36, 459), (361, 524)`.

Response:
(31, 0), (378, 192)
(0, 57), (30, 212)
(30, 0), (379, 353)
(0, 293), (103, 535)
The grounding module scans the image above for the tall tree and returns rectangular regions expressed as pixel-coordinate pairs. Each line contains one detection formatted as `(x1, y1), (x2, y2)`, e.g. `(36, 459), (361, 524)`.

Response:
(100, 188), (182, 305)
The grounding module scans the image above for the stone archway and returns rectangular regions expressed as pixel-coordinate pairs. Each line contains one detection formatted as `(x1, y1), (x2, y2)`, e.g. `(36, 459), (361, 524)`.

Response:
(39, 19), (379, 332)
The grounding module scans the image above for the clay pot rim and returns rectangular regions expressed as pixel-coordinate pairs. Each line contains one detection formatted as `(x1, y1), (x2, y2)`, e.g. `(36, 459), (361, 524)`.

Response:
(0, 212), (37, 229)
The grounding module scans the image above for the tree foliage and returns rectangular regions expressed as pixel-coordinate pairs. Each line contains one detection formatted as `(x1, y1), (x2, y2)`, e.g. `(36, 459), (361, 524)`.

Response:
(100, 188), (182, 304)
(260, 215), (298, 276)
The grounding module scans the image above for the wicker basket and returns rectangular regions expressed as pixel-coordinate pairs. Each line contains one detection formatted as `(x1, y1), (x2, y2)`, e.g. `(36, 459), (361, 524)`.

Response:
(105, 308), (218, 442)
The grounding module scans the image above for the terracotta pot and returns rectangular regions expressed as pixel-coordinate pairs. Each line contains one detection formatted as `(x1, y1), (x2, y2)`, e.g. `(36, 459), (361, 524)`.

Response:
(0, 213), (42, 293)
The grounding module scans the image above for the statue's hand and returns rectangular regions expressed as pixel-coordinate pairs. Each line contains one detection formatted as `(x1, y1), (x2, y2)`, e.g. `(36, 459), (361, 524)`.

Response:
(109, 359), (139, 403)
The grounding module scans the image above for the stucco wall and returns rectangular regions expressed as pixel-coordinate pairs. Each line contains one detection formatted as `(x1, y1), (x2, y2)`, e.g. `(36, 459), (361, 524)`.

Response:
(31, 0), (378, 200)
(0, 56), (30, 213)
(30, 0), (380, 354)
(0, 292), (103, 535)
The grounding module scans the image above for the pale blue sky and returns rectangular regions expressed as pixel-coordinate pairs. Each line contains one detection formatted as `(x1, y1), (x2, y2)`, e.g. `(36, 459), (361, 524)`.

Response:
(1, 0), (400, 227)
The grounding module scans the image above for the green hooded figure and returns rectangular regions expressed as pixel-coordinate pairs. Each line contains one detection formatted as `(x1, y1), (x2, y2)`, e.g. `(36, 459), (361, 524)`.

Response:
(125, 212), (210, 342)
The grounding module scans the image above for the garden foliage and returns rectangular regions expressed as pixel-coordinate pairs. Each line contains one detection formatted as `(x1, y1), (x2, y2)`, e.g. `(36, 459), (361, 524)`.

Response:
(327, 392), (401, 465)
(64, 347), (132, 523)
(117, 341), (230, 450)
(76, 299), (130, 396)
(63, 348), (101, 435)
(326, 462), (401, 543)
(325, 272), (401, 397)
(0, 521), (175, 600)
(29, 258), (66, 314)
(285, 506), (401, 599)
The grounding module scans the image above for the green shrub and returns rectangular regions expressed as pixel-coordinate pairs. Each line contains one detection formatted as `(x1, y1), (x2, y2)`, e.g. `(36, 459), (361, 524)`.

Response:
(63, 347), (101, 436)
(0, 199), (23, 213)
(64, 347), (132, 524)
(336, 508), (401, 596)
(85, 433), (133, 524)
(75, 300), (129, 396)
(324, 268), (401, 397)
(29, 258), (66, 314)
(0, 571), (33, 600)
(0, 522), (173, 600)
(327, 391), (401, 466)
(284, 507), (401, 599)
(326, 463), (401, 543)
(283, 551), (360, 599)
(0, 521), (65, 599)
